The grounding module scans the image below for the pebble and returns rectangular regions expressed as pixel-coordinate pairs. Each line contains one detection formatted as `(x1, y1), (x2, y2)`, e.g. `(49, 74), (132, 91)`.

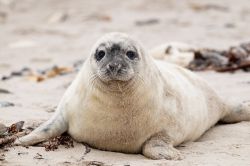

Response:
(0, 101), (14, 108)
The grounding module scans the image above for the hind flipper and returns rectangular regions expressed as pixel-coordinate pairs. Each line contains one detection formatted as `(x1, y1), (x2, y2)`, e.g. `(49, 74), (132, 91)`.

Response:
(220, 101), (250, 123)
(15, 110), (68, 146)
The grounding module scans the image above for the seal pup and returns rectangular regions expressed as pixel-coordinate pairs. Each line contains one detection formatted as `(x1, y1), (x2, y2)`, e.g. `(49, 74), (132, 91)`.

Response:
(15, 32), (250, 160)
(149, 42), (196, 67)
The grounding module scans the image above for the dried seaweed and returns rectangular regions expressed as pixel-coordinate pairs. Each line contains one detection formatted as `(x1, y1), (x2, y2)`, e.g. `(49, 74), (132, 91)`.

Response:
(1, 67), (31, 81)
(27, 66), (74, 82)
(0, 121), (27, 148)
(1, 63), (79, 82)
(0, 121), (75, 151)
(84, 161), (106, 166)
(189, 3), (229, 12)
(7, 121), (24, 134)
(0, 131), (26, 146)
(33, 153), (44, 160)
(188, 42), (250, 72)
(41, 132), (74, 151)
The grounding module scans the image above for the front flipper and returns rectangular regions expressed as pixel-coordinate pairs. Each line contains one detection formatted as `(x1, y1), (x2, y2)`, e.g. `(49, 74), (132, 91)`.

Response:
(15, 111), (67, 146)
(142, 133), (183, 160)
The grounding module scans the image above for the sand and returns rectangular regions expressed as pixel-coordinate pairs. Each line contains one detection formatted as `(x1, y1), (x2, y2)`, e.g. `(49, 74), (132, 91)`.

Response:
(0, 0), (250, 165)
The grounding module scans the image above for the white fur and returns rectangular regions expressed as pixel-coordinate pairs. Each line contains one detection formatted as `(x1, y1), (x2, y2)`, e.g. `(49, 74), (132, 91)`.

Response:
(150, 42), (196, 67)
(16, 33), (250, 160)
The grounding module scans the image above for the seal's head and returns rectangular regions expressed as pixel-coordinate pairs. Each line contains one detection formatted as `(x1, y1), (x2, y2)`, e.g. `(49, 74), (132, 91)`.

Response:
(90, 33), (145, 83)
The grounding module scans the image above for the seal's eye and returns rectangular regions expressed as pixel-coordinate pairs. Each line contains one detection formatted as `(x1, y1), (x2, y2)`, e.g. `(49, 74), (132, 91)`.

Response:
(126, 51), (137, 60)
(95, 50), (105, 61)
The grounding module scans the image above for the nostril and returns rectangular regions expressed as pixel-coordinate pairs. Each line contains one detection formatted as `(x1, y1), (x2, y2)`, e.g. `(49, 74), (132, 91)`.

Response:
(108, 64), (115, 71)
(107, 63), (121, 73)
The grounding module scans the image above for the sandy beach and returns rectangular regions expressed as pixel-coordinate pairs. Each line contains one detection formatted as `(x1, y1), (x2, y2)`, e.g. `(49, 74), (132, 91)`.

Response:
(0, 0), (250, 165)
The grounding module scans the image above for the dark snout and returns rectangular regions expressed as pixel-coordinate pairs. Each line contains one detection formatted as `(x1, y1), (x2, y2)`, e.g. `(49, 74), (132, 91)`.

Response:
(107, 62), (122, 75)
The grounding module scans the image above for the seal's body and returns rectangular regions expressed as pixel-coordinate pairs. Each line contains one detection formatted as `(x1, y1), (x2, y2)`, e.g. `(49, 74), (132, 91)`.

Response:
(16, 33), (250, 160)
(150, 42), (196, 67)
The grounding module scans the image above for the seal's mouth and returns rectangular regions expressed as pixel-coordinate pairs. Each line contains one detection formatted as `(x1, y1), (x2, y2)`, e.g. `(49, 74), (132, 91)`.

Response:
(97, 69), (134, 82)
(106, 68), (127, 79)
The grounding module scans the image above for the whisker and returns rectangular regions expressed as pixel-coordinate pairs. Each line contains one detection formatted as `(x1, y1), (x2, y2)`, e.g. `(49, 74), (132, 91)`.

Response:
(117, 82), (124, 93)
(88, 73), (98, 91)
(137, 74), (145, 86)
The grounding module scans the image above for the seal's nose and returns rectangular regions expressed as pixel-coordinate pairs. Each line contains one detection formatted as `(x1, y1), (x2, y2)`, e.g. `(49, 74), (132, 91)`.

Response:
(107, 63), (121, 74)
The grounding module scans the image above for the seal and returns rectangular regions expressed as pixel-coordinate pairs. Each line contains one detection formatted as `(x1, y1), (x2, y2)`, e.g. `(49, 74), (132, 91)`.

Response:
(15, 32), (250, 160)
(149, 42), (196, 67)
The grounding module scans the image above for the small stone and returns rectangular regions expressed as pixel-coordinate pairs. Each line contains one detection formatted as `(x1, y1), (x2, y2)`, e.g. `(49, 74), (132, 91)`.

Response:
(0, 123), (7, 135)
(1, 76), (10, 81)
(135, 18), (159, 26)
(0, 11), (7, 23)
(0, 101), (14, 108)
(224, 23), (235, 28)
(48, 12), (68, 24)
(0, 88), (11, 94)
(0, 154), (5, 161)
